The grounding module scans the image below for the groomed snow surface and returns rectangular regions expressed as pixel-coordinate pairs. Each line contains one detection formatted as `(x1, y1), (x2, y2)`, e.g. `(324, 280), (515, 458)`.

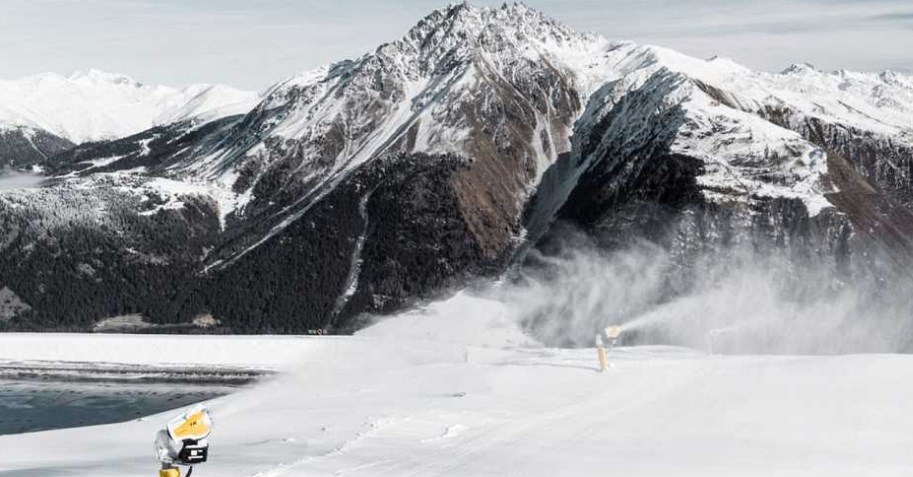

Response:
(1, 292), (913, 476)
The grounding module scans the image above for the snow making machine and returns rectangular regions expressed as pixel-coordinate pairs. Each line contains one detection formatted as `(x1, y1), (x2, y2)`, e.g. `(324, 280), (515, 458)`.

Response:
(154, 404), (213, 477)
(597, 325), (622, 372)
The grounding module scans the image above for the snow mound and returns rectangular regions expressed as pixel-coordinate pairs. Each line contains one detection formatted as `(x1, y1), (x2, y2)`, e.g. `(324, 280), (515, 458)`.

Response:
(358, 291), (537, 348)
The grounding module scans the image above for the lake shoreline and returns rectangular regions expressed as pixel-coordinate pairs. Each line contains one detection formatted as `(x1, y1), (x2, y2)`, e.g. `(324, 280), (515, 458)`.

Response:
(0, 361), (264, 436)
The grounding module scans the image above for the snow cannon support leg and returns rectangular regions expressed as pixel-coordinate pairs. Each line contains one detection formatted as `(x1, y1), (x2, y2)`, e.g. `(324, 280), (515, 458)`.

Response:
(597, 345), (608, 372)
(159, 466), (180, 477)
(596, 333), (608, 372)
(597, 325), (622, 372)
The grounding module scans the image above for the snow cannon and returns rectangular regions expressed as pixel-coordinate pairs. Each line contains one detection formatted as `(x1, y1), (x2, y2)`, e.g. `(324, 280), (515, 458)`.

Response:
(154, 404), (213, 477)
(596, 325), (622, 372)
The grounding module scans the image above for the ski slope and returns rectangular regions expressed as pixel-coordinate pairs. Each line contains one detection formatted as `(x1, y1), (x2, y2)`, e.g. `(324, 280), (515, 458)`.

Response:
(1, 293), (912, 476)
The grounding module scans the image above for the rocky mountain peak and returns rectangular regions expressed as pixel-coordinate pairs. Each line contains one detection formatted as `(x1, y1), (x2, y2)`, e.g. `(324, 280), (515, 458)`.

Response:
(375, 1), (599, 77)
(880, 69), (913, 88)
(780, 62), (819, 75)
(67, 68), (141, 87)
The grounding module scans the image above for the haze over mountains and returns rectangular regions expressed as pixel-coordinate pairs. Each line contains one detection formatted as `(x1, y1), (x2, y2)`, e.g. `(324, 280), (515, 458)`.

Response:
(0, 2), (911, 337)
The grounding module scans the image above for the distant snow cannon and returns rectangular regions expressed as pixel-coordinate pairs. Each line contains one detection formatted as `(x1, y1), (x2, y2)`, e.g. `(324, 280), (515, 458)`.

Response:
(596, 325), (622, 372)
(606, 325), (621, 344)
(154, 404), (212, 477)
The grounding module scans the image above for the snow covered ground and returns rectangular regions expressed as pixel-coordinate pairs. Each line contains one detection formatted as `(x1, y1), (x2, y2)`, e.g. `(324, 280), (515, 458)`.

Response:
(1, 293), (912, 476)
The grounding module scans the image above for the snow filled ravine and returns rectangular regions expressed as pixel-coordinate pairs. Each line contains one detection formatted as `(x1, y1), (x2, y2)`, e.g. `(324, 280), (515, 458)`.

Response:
(1, 293), (912, 476)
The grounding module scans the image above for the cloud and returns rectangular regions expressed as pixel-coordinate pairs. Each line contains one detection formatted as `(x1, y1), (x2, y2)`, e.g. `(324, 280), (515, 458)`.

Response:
(866, 11), (913, 22)
(0, 0), (910, 88)
(503, 234), (913, 354)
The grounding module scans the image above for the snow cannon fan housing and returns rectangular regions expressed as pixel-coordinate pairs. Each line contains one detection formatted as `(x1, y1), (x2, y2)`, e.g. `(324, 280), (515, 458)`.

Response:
(155, 405), (213, 470)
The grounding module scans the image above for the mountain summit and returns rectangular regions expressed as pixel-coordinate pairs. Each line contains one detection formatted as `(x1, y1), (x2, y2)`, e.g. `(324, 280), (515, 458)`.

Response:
(0, 3), (911, 333)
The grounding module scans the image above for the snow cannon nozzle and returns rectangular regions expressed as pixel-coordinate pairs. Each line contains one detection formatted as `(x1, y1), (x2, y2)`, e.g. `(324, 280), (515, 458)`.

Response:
(606, 325), (621, 340)
(155, 404), (213, 477)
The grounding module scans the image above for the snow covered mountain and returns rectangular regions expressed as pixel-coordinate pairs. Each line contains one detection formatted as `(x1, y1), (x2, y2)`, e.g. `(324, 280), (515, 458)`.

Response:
(0, 69), (259, 168)
(1, 2), (912, 332)
(0, 69), (259, 143)
(528, 46), (913, 273)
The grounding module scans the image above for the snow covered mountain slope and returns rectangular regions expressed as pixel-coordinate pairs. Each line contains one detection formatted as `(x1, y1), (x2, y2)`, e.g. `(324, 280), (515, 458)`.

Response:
(33, 3), (620, 330)
(0, 124), (74, 169)
(526, 44), (913, 273)
(0, 69), (259, 144)
(1, 293), (912, 476)
(1, 2), (912, 333)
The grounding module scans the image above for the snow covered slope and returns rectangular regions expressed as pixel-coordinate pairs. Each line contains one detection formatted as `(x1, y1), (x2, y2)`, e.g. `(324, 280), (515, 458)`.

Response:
(0, 124), (74, 168)
(1, 293), (912, 476)
(0, 69), (259, 144)
(529, 44), (913, 232)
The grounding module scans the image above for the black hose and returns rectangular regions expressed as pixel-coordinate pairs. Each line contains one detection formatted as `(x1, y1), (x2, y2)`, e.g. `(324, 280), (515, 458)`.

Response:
(186, 467), (194, 477)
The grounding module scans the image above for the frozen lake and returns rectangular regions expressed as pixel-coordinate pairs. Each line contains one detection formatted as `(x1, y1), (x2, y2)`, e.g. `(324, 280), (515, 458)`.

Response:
(0, 171), (46, 191)
(0, 360), (265, 436)
(0, 379), (234, 435)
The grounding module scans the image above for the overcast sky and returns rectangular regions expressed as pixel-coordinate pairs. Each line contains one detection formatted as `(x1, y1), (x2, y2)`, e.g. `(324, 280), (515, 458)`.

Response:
(1, 0), (911, 90)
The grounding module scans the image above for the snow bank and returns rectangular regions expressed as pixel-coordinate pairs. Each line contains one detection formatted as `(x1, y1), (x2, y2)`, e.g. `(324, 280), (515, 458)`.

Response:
(0, 333), (311, 370)
(358, 291), (536, 348)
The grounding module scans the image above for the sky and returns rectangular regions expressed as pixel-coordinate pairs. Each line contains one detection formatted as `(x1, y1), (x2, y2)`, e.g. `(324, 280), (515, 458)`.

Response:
(0, 0), (911, 90)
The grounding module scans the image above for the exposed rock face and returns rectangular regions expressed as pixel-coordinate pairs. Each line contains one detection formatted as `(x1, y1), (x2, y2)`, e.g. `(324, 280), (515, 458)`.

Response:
(527, 51), (913, 293)
(1, 3), (912, 332)
(763, 113), (913, 266)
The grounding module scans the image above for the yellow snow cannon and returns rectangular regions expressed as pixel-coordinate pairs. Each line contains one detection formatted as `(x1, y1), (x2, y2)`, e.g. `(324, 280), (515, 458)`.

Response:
(597, 325), (622, 372)
(155, 404), (213, 477)
(596, 333), (608, 372)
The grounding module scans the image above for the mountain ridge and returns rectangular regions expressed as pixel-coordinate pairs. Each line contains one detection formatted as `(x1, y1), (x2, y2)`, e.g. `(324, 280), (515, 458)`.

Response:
(0, 69), (260, 145)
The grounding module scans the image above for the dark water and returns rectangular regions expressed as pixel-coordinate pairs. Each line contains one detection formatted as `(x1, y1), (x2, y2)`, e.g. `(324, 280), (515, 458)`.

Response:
(0, 380), (234, 435)
(0, 172), (45, 191)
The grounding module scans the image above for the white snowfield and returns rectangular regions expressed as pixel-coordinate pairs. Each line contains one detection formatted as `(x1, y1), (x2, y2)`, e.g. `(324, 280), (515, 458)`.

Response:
(0, 69), (259, 143)
(1, 293), (912, 476)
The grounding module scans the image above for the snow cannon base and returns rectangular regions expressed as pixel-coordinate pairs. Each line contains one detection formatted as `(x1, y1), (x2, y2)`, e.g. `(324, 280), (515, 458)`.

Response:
(159, 467), (180, 477)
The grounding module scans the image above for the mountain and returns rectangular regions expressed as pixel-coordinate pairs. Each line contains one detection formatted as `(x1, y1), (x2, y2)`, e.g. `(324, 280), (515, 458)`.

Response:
(0, 69), (259, 169)
(0, 124), (75, 169)
(528, 47), (913, 250)
(0, 2), (911, 333)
